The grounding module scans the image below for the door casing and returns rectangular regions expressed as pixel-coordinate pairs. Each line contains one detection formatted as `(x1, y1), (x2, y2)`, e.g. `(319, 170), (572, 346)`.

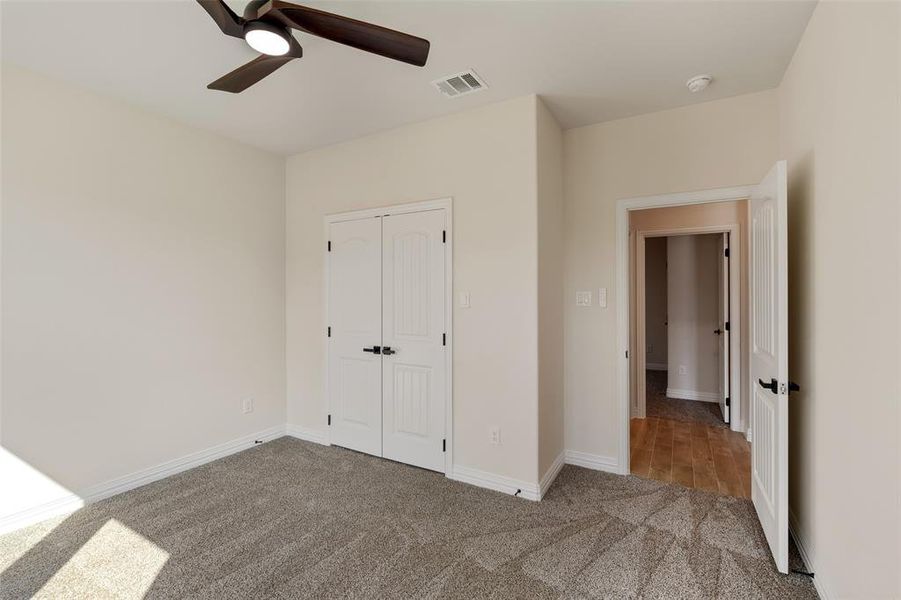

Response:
(616, 185), (753, 475)
(322, 197), (454, 475)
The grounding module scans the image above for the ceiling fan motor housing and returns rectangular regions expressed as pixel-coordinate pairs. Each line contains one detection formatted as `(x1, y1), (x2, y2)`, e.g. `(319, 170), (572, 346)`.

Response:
(243, 0), (269, 20)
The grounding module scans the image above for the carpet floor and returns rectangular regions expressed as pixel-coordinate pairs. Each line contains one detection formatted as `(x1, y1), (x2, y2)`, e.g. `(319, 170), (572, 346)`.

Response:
(645, 370), (727, 428)
(0, 438), (817, 599)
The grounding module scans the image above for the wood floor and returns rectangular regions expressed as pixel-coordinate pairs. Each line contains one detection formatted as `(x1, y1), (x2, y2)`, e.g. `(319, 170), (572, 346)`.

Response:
(630, 416), (751, 498)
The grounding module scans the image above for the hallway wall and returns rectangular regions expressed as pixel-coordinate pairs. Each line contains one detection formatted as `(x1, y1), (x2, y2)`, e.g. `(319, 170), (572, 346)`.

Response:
(665, 235), (720, 401)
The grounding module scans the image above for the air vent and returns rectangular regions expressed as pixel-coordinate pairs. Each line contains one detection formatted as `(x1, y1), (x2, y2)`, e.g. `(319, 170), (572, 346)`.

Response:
(432, 70), (487, 98)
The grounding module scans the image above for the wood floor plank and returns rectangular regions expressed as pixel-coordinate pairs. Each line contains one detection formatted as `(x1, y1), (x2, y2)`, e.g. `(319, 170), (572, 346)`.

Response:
(630, 415), (750, 499)
(672, 464), (694, 488)
(631, 448), (653, 477)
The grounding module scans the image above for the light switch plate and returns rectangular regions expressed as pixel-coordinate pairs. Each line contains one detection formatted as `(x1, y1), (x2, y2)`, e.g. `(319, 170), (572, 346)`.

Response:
(598, 287), (608, 308)
(576, 291), (592, 307)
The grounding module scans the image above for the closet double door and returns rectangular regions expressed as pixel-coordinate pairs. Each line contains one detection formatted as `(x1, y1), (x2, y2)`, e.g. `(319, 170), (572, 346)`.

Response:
(327, 208), (447, 473)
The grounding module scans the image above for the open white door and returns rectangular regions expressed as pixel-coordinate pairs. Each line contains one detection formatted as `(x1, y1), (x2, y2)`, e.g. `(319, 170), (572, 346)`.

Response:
(749, 160), (789, 573)
(381, 210), (447, 472)
(328, 217), (383, 457)
(717, 233), (731, 423)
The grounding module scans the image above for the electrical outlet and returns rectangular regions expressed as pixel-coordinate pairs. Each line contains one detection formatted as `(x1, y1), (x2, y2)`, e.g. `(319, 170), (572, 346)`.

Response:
(242, 398), (254, 414)
(489, 426), (501, 446)
(678, 365), (687, 376)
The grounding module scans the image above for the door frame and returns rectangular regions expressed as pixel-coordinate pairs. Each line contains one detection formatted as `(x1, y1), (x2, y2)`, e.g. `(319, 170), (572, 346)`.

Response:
(616, 186), (752, 475)
(322, 197), (454, 474)
(633, 225), (742, 431)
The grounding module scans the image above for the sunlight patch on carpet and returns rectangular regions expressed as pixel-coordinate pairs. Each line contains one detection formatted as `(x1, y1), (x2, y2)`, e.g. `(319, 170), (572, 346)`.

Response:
(34, 519), (168, 599)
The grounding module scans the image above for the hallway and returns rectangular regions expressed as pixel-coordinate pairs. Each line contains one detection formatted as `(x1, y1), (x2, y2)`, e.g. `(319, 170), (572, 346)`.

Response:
(631, 372), (751, 498)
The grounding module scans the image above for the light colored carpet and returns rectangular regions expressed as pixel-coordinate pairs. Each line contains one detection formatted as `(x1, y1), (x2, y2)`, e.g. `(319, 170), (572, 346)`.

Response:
(646, 370), (727, 428)
(0, 437), (816, 599)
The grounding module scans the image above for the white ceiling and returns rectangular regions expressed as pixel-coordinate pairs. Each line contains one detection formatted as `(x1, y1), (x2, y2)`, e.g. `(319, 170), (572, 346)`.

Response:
(1, 1), (815, 156)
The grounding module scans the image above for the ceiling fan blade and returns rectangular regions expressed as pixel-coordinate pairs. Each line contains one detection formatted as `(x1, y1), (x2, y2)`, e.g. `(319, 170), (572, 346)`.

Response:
(197, 0), (245, 38)
(258, 0), (430, 67)
(207, 55), (295, 93)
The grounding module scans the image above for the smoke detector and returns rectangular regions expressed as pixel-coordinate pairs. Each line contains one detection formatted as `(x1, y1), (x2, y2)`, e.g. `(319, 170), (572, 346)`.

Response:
(686, 74), (712, 93)
(433, 70), (488, 98)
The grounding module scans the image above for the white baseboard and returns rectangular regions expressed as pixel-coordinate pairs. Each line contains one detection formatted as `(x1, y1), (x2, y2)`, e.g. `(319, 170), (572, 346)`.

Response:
(665, 388), (720, 403)
(564, 450), (621, 474)
(0, 424), (286, 535)
(646, 363), (668, 371)
(448, 464), (540, 501)
(538, 452), (565, 499)
(789, 509), (833, 600)
(286, 424), (330, 446)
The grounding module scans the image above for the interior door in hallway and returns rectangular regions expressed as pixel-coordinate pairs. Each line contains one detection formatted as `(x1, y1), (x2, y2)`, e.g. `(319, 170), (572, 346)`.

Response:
(717, 232), (731, 424)
(381, 210), (447, 472)
(749, 160), (789, 573)
(328, 216), (383, 457)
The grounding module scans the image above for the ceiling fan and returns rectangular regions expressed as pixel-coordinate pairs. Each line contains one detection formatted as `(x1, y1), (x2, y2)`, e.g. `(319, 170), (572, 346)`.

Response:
(197, 0), (430, 93)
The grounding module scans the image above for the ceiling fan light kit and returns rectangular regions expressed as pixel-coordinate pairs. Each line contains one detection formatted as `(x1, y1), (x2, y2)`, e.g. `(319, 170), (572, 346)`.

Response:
(197, 0), (430, 93)
(244, 21), (291, 56)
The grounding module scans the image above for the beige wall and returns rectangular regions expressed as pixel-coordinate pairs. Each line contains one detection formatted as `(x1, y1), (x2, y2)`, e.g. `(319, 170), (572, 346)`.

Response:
(536, 99), (565, 479)
(665, 234), (720, 399)
(564, 92), (777, 463)
(1, 65), (286, 518)
(285, 96), (541, 485)
(778, 2), (900, 597)
(644, 237), (667, 369)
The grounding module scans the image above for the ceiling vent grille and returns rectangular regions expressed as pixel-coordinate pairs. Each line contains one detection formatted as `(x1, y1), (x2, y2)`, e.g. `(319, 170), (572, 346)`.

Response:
(432, 70), (487, 98)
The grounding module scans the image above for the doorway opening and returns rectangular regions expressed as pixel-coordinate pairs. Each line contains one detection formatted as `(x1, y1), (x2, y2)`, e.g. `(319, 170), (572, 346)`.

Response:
(630, 227), (750, 497)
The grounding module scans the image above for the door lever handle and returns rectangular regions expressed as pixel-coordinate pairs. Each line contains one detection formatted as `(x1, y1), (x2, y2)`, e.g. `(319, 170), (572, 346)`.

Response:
(363, 346), (381, 354)
(758, 378), (778, 393)
(382, 346), (396, 355)
(713, 328), (723, 335)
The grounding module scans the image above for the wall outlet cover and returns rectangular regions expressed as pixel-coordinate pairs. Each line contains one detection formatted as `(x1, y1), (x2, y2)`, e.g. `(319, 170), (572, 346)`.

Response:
(242, 398), (254, 414)
(576, 291), (592, 307)
(489, 426), (501, 446)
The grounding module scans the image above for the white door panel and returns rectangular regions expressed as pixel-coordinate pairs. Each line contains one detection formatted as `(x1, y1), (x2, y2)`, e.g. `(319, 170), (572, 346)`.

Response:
(328, 217), (383, 457)
(717, 233), (731, 423)
(749, 160), (789, 573)
(381, 210), (446, 472)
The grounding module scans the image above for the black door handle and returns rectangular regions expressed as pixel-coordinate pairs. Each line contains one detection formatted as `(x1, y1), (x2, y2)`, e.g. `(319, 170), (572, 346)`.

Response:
(363, 346), (381, 354)
(758, 378), (778, 393)
(382, 346), (396, 355)
(713, 328), (723, 335)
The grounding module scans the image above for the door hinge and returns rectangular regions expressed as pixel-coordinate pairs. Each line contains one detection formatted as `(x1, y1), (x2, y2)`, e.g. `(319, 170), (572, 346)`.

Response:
(327, 326), (331, 337)
(442, 333), (446, 346)
(327, 414), (331, 426)
(725, 321), (730, 331)
(327, 240), (331, 252)
(442, 230), (446, 243)
(725, 396), (731, 407)
(442, 439), (446, 452)
(725, 247), (730, 258)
